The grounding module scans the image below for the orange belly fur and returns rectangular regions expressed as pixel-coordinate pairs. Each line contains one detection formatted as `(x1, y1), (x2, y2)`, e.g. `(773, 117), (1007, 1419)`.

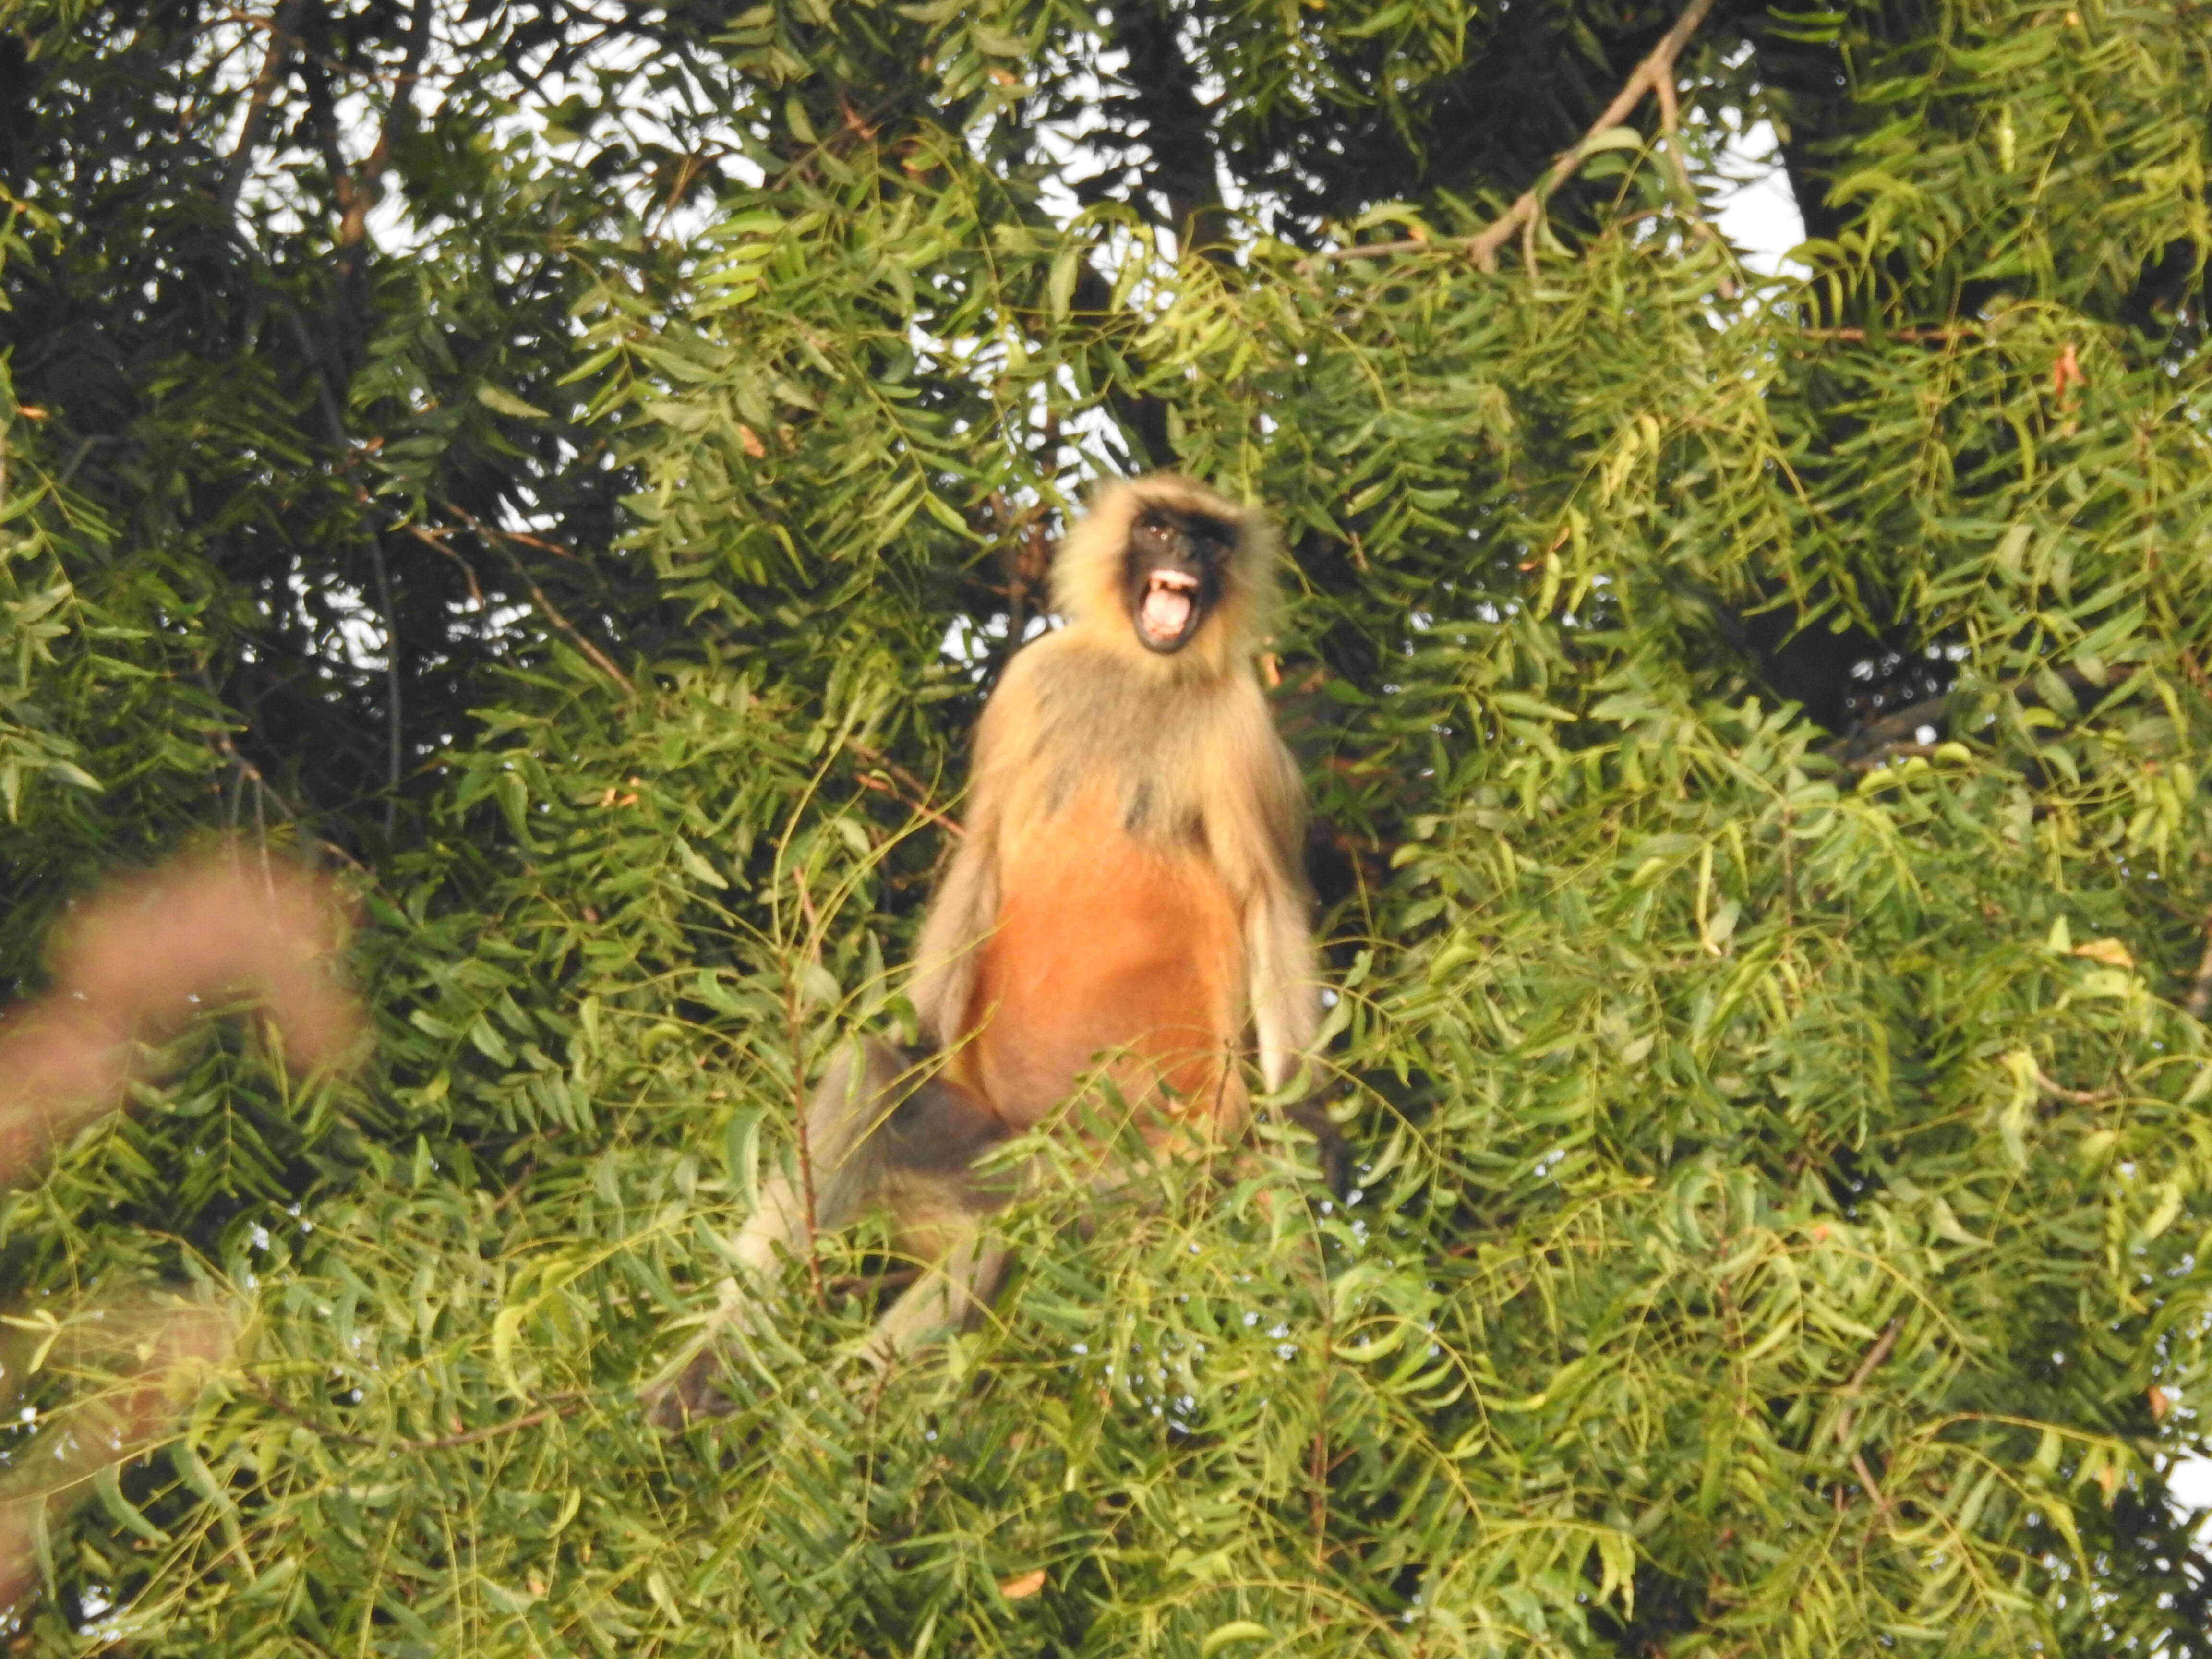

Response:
(949, 784), (1245, 1139)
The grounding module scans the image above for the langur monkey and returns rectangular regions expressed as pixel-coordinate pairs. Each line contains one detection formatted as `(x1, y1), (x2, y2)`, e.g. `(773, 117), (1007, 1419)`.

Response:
(643, 475), (1327, 1425)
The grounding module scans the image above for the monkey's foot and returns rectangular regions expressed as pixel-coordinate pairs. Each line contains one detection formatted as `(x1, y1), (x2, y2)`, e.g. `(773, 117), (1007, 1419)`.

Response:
(639, 1345), (740, 1430)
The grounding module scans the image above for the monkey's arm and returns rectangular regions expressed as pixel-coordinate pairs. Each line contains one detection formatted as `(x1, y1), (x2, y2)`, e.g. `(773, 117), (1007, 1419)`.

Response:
(906, 661), (1035, 1046)
(1242, 738), (1320, 1095)
(1246, 878), (1319, 1093)
(907, 832), (998, 1047)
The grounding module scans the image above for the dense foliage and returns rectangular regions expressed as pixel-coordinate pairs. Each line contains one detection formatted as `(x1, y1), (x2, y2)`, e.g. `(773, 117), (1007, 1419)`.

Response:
(4, 0), (2212, 1653)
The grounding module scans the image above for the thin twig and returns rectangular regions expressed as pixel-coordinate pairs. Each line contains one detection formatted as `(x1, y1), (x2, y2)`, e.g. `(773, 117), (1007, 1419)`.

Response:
(194, 673), (304, 825)
(1650, 54), (1736, 299)
(829, 1266), (923, 1297)
(367, 534), (404, 837)
(245, 1379), (587, 1451)
(432, 508), (633, 695)
(2035, 1069), (2110, 1107)
(495, 544), (633, 693)
(785, 880), (828, 1314)
(1832, 1317), (1902, 1450)
(55, 434), (119, 490)
(1296, 0), (1719, 276)
(846, 739), (962, 838)
(402, 522), (485, 608)
(485, 523), (582, 562)
(1796, 325), (1977, 344)
(1307, 1196), (1335, 1570)
(1828, 662), (2135, 773)
(1851, 1449), (1891, 1517)
(273, 298), (351, 455)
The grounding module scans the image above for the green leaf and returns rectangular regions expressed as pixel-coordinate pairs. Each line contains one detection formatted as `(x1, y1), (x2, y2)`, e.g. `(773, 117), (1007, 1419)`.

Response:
(476, 383), (551, 419)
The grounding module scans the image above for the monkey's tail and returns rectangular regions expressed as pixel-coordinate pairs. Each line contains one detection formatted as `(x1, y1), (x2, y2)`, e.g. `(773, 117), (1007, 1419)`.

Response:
(0, 851), (357, 1183)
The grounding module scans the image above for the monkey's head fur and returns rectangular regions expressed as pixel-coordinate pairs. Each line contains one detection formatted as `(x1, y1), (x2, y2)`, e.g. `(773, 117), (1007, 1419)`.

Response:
(1052, 475), (1280, 679)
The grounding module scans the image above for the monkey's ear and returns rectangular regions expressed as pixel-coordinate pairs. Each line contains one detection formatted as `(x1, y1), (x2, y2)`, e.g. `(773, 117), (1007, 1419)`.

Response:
(1049, 479), (1147, 624)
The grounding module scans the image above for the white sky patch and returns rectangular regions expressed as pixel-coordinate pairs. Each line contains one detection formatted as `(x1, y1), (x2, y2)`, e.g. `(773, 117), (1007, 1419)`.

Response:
(2172, 1454), (2212, 1509)
(1712, 117), (1807, 279)
(2170, 1445), (2212, 1541)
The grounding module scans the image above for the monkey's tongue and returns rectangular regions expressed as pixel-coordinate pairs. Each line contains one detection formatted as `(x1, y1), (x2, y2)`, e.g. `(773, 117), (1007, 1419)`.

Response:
(1142, 576), (1194, 642)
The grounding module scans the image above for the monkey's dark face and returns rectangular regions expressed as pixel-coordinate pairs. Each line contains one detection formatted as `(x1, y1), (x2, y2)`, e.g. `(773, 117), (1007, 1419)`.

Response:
(1123, 508), (1232, 654)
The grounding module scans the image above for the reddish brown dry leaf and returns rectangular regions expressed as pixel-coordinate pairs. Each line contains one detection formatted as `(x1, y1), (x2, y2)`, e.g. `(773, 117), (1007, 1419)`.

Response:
(2053, 342), (2087, 399)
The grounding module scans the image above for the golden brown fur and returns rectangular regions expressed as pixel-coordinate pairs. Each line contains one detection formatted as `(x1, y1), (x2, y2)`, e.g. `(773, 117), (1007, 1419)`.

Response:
(0, 852), (358, 1181)
(643, 475), (1320, 1424)
(1048, 475), (1281, 682)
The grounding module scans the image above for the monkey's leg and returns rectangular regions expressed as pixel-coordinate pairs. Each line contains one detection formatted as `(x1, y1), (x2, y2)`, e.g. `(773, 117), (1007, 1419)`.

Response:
(642, 1040), (914, 1429)
(1280, 1094), (1353, 1201)
(643, 1045), (1016, 1423)
(856, 1065), (1022, 1371)
(863, 1214), (1010, 1373)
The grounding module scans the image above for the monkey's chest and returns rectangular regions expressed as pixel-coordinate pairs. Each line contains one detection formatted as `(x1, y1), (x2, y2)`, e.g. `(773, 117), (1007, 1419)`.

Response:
(957, 787), (1244, 1132)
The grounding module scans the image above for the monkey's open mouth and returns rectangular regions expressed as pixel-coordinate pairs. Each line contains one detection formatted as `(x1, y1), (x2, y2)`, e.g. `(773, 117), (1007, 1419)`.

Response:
(1138, 569), (1202, 649)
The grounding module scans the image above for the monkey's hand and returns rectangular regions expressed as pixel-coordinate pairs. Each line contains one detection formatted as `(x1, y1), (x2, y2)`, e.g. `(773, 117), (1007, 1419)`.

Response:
(638, 1276), (750, 1430)
(1282, 1094), (1354, 1201)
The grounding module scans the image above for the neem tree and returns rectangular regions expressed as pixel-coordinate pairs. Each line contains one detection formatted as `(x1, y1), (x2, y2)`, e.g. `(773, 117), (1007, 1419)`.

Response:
(2, 1), (2211, 1653)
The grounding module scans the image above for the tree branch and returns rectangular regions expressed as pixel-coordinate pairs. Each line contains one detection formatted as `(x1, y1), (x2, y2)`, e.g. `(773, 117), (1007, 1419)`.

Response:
(216, 0), (308, 217)
(334, 0), (434, 301)
(1108, 0), (1232, 264)
(845, 739), (962, 839)
(1827, 662), (2135, 772)
(1298, 0), (1720, 276)
(427, 505), (635, 696)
